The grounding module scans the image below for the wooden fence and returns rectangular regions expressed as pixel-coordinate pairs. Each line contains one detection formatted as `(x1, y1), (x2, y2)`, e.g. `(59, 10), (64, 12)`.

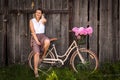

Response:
(73, 0), (120, 63)
(0, 0), (120, 66)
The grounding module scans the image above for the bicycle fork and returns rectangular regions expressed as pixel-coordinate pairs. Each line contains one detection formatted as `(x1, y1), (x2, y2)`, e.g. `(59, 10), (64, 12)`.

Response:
(76, 47), (86, 64)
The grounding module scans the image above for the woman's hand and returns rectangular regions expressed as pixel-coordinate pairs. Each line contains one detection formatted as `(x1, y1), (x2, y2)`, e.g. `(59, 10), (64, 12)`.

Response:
(41, 14), (47, 24)
(41, 14), (45, 18)
(36, 41), (41, 45)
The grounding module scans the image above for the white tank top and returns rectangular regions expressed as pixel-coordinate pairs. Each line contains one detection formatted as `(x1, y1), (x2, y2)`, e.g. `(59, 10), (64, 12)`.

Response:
(31, 18), (45, 34)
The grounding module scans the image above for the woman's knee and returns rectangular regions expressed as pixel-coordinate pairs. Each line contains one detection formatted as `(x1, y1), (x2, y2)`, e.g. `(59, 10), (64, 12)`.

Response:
(34, 52), (39, 56)
(44, 39), (50, 45)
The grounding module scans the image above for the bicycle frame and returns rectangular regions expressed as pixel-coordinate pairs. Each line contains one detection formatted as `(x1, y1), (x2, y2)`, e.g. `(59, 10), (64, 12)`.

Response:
(43, 40), (85, 65)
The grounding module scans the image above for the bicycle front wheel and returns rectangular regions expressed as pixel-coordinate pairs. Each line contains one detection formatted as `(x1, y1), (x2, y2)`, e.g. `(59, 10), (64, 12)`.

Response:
(70, 48), (98, 73)
(28, 51), (55, 72)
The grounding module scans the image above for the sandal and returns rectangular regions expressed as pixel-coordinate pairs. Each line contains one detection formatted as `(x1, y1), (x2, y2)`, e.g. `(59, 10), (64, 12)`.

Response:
(34, 69), (39, 78)
(35, 73), (39, 78)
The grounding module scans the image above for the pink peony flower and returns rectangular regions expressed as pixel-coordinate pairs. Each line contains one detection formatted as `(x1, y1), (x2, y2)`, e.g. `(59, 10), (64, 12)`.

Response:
(85, 26), (93, 35)
(72, 27), (79, 36)
(78, 27), (85, 35)
(72, 27), (78, 32)
(72, 26), (93, 37)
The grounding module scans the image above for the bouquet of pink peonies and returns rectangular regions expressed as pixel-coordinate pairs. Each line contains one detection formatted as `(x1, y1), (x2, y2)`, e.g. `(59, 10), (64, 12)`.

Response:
(72, 26), (93, 44)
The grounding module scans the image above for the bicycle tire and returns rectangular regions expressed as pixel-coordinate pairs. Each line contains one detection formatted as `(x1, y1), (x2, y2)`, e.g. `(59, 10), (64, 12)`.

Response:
(28, 51), (34, 70)
(28, 50), (55, 72)
(70, 48), (98, 73)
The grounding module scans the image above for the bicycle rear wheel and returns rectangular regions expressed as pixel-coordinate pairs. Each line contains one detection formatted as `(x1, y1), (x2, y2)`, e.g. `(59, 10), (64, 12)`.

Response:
(70, 48), (98, 73)
(28, 51), (55, 72)
(28, 51), (34, 70)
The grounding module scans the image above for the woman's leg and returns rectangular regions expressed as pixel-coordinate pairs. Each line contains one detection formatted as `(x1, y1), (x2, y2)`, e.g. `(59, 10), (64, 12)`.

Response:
(34, 52), (39, 77)
(42, 39), (50, 58)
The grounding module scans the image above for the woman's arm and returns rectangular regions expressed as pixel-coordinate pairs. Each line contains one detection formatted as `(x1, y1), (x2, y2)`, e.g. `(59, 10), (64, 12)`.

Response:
(41, 14), (47, 24)
(29, 20), (41, 45)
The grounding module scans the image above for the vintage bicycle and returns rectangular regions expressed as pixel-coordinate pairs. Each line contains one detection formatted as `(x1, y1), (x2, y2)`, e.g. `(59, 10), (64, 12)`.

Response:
(28, 37), (99, 74)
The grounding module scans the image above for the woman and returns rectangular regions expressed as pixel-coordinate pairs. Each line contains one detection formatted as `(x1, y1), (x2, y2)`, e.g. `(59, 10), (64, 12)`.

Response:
(29, 8), (50, 78)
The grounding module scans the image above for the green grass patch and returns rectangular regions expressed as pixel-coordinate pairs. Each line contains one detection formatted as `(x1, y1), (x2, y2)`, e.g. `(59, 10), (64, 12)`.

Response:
(1, 62), (120, 80)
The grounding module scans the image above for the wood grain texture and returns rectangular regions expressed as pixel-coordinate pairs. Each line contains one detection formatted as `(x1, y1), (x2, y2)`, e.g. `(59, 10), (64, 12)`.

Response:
(0, 0), (120, 66)
(89, 0), (98, 58)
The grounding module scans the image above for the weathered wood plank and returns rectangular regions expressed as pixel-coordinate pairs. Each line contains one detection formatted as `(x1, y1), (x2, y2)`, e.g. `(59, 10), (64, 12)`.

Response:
(52, 14), (61, 54)
(41, 0), (51, 9)
(7, 14), (16, 64)
(0, 15), (5, 66)
(52, 0), (62, 10)
(112, 0), (119, 61)
(55, 0), (62, 10)
(0, 0), (4, 9)
(15, 15), (20, 63)
(99, 0), (108, 63)
(0, 15), (4, 31)
(107, 0), (113, 62)
(119, 0), (120, 61)
(8, 0), (19, 10)
(60, 14), (69, 54)
(62, 0), (68, 10)
(19, 0), (32, 9)
(100, 0), (108, 63)
(79, 0), (88, 26)
(73, 0), (80, 26)
(41, 0), (45, 9)
(34, 0), (40, 9)
(89, 0), (98, 57)
(99, 0), (113, 63)
(19, 14), (31, 63)
(19, 0), (25, 9)
(45, 14), (54, 37)
(0, 31), (5, 66)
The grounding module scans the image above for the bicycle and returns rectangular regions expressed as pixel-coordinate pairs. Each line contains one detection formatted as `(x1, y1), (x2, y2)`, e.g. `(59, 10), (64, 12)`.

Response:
(28, 37), (99, 74)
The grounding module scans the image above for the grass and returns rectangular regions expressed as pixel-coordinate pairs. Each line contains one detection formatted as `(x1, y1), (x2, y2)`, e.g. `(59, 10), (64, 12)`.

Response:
(1, 62), (120, 80)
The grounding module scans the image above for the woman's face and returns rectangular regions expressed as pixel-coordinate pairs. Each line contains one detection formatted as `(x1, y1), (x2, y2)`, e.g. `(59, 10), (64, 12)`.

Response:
(35, 10), (42, 20)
